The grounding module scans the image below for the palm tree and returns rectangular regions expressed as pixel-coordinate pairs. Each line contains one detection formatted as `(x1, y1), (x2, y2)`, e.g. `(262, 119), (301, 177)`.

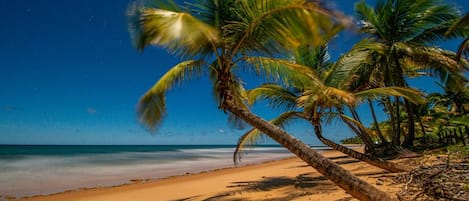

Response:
(428, 76), (469, 115)
(352, 0), (466, 148)
(128, 0), (392, 200)
(446, 13), (469, 61)
(234, 44), (424, 173)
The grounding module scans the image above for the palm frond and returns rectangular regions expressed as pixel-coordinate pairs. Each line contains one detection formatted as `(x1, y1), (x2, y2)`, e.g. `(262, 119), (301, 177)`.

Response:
(128, 2), (219, 57)
(354, 0), (379, 36)
(137, 60), (206, 130)
(247, 84), (298, 111)
(449, 116), (469, 126)
(355, 87), (426, 105)
(233, 111), (304, 166)
(406, 1), (461, 43)
(327, 39), (385, 89)
(394, 43), (468, 80)
(446, 13), (469, 36)
(229, 0), (347, 56)
(245, 56), (323, 89)
(297, 86), (356, 110)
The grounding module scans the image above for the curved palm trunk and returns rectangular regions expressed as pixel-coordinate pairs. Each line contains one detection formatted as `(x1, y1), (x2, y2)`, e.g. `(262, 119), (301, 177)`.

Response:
(368, 99), (387, 143)
(216, 68), (393, 200)
(224, 100), (393, 200)
(339, 107), (377, 151)
(311, 119), (407, 173)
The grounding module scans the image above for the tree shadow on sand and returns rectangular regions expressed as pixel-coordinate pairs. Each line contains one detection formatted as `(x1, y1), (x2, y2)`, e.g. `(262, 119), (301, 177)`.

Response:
(202, 173), (337, 201)
(201, 155), (392, 201)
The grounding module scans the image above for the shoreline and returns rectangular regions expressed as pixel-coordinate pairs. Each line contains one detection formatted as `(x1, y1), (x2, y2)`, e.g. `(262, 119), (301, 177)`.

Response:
(16, 148), (404, 201)
(14, 155), (299, 200)
(1, 145), (298, 198)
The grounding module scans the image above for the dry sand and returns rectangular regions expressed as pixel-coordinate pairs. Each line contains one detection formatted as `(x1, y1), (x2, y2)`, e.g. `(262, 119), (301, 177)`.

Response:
(19, 150), (404, 201)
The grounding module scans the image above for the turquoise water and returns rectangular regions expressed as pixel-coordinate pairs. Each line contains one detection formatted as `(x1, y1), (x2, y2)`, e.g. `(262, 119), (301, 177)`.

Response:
(0, 145), (323, 198)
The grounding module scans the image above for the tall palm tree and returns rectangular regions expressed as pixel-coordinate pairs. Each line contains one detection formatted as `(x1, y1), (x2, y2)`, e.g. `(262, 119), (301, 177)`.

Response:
(234, 44), (424, 173)
(128, 0), (392, 200)
(352, 0), (466, 148)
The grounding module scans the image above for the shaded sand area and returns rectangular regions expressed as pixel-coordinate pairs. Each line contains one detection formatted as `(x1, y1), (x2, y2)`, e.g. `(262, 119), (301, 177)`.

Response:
(19, 150), (404, 201)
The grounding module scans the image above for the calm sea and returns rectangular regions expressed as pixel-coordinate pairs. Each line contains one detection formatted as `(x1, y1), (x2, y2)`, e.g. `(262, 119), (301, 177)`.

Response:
(0, 145), (328, 198)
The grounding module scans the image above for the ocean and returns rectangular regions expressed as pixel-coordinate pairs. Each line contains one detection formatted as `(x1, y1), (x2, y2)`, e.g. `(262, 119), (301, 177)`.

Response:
(0, 145), (332, 198)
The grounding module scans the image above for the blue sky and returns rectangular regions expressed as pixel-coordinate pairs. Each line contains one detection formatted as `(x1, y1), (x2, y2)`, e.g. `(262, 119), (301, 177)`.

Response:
(0, 0), (467, 145)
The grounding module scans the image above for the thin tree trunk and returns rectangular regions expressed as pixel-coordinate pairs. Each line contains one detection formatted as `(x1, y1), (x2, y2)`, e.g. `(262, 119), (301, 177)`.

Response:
(392, 97), (401, 146)
(402, 100), (415, 148)
(452, 129), (458, 144)
(368, 99), (387, 143)
(419, 119), (427, 143)
(384, 96), (397, 141)
(446, 131), (450, 144)
(348, 107), (377, 149)
(224, 100), (394, 201)
(466, 126), (469, 137)
(459, 127), (466, 146)
(311, 118), (407, 173)
(217, 69), (393, 200)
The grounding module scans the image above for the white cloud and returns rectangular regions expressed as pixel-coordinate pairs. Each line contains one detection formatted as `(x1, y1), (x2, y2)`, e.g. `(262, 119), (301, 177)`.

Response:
(87, 107), (97, 114)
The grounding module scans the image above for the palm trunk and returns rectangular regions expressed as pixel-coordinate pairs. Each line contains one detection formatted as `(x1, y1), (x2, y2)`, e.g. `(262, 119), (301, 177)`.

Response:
(347, 107), (377, 149)
(224, 100), (394, 201)
(217, 70), (393, 200)
(368, 99), (387, 143)
(419, 119), (427, 143)
(402, 100), (415, 148)
(392, 97), (401, 146)
(384, 96), (396, 138)
(311, 118), (407, 173)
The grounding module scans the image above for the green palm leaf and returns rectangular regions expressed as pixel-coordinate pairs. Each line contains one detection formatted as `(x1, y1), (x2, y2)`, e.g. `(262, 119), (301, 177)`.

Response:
(354, 87), (426, 105)
(137, 60), (205, 130)
(327, 39), (385, 89)
(245, 56), (323, 88)
(394, 43), (466, 72)
(247, 84), (298, 111)
(229, 0), (347, 56)
(128, 2), (219, 57)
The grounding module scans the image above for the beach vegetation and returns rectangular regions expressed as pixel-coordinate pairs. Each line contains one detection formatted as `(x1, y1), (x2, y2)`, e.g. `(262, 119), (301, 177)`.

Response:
(233, 43), (420, 172)
(128, 0), (397, 200)
(128, 0), (468, 200)
(351, 0), (467, 151)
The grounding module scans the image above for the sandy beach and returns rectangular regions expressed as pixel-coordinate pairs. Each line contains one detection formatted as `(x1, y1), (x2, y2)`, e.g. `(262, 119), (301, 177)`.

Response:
(18, 150), (403, 201)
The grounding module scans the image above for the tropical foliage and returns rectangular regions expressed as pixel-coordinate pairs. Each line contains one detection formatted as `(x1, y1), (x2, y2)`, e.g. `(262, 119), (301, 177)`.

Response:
(128, 0), (396, 200)
(234, 41), (425, 172)
(346, 0), (467, 148)
(128, 0), (469, 200)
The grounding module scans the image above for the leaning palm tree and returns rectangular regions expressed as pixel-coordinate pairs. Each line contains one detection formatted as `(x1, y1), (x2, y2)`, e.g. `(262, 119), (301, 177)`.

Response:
(352, 0), (467, 148)
(128, 0), (392, 200)
(234, 44), (424, 173)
